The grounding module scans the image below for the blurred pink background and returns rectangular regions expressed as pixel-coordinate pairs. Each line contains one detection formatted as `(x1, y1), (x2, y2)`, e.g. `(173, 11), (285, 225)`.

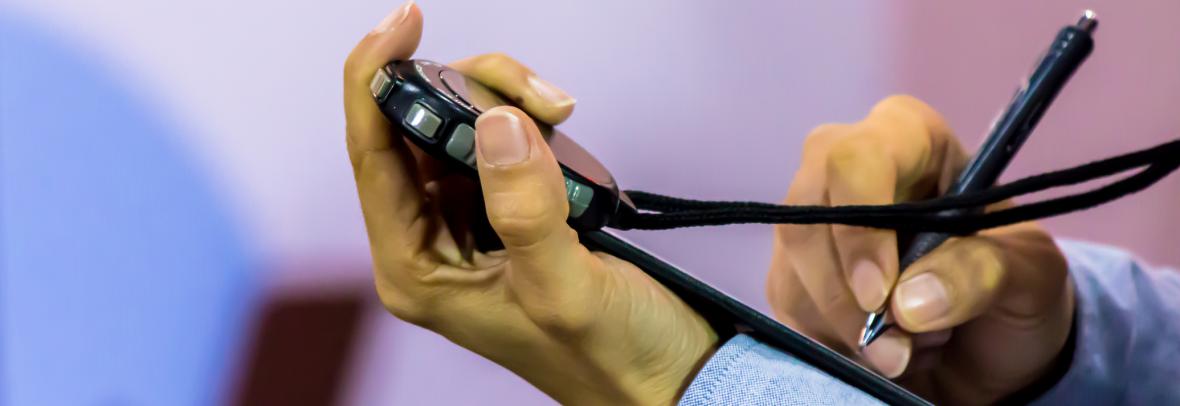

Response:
(3, 1), (1176, 405)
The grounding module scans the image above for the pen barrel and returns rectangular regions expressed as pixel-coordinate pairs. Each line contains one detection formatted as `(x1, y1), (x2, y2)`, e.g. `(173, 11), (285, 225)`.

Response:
(899, 230), (954, 270)
(952, 26), (1094, 195)
(898, 26), (1093, 271)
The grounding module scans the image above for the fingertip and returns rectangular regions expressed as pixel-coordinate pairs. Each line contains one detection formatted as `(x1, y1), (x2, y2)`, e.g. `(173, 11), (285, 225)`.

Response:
(849, 259), (887, 310)
(373, 2), (423, 57)
(835, 230), (899, 312)
(891, 271), (952, 332)
(475, 107), (545, 151)
(862, 330), (911, 379)
(870, 94), (952, 136)
(407, 1), (423, 21)
(892, 238), (1007, 332)
(371, 1), (422, 33)
(475, 107), (538, 167)
(449, 53), (576, 125)
(524, 75), (576, 124)
(344, 0), (424, 139)
(350, 0), (423, 69)
(476, 105), (531, 128)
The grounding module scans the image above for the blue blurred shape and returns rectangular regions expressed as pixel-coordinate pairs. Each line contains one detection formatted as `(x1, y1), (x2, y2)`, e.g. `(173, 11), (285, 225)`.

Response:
(1, 16), (257, 406)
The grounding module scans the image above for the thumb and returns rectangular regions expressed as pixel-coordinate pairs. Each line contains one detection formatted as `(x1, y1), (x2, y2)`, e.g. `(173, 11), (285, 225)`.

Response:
(475, 106), (604, 332)
(890, 236), (1007, 333)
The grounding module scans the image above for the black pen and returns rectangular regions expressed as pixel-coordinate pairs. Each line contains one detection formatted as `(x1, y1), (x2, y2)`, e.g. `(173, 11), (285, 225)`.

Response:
(859, 10), (1098, 348)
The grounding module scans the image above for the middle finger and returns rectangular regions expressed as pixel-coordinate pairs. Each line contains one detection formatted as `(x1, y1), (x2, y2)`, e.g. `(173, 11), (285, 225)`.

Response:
(778, 125), (868, 351)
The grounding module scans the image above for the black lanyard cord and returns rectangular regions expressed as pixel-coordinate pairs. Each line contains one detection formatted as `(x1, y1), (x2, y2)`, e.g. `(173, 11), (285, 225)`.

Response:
(617, 138), (1180, 233)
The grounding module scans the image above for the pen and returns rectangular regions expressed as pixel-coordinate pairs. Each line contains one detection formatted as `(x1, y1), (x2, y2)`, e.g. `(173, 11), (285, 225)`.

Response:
(859, 10), (1098, 349)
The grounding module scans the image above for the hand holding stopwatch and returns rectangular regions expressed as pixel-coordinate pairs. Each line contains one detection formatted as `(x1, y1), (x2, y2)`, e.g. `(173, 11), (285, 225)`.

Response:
(368, 59), (936, 405)
(369, 58), (1179, 236)
(369, 60), (637, 231)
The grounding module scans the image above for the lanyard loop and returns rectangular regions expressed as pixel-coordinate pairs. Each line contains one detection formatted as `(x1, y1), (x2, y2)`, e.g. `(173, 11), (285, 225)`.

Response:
(616, 139), (1180, 233)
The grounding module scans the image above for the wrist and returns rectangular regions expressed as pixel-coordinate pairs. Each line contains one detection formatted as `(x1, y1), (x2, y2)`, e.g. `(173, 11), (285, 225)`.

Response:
(671, 333), (720, 402)
(632, 315), (719, 405)
(587, 312), (719, 405)
(516, 314), (718, 405)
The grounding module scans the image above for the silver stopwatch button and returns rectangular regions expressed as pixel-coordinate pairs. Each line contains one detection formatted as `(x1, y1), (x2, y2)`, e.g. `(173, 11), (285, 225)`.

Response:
(370, 68), (395, 103)
(404, 102), (442, 140)
(564, 177), (594, 218)
(445, 123), (477, 166)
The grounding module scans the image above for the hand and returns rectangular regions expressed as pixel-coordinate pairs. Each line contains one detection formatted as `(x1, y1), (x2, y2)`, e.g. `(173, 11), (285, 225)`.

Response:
(766, 95), (1074, 404)
(343, 3), (717, 404)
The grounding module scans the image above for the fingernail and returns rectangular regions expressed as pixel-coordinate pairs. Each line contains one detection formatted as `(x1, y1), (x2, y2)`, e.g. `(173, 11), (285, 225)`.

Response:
(896, 273), (951, 325)
(850, 260), (886, 310)
(373, 0), (414, 33)
(477, 110), (532, 166)
(527, 75), (576, 107)
(863, 332), (911, 378)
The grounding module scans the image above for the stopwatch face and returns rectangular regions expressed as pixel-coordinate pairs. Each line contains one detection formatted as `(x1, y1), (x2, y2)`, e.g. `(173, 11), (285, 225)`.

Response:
(432, 62), (617, 191)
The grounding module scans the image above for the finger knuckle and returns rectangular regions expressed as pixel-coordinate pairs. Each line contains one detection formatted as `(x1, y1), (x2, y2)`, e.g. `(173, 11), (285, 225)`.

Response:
(343, 49), (370, 83)
(869, 95), (947, 141)
(825, 136), (878, 177)
(815, 284), (849, 315)
(521, 253), (610, 336)
(1021, 230), (1068, 277)
(765, 270), (805, 318)
(476, 52), (518, 71)
(872, 94), (924, 116)
(775, 223), (826, 252)
(775, 224), (804, 247)
(969, 240), (1006, 275)
(528, 302), (598, 337)
(951, 238), (1006, 292)
(802, 124), (844, 154)
(485, 191), (562, 242)
(830, 224), (875, 244)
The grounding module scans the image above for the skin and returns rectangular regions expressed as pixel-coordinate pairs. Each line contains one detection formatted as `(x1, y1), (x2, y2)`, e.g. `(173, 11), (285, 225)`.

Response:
(766, 95), (1075, 405)
(344, 2), (715, 405)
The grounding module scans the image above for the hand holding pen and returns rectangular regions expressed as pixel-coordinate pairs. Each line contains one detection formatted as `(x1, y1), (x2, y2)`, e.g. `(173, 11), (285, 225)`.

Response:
(859, 10), (1098, 348)
(765, 11), (1096, 404)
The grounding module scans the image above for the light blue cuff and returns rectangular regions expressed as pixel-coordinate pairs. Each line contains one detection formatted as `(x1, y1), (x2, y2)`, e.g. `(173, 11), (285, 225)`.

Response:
(678, 334), (883, 405)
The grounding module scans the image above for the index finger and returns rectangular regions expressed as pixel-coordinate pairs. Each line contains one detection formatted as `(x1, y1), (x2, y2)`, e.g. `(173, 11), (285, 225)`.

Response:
(449, 53), (577, 125)
(344, 1), (422, 163)
(825, 95), (962, 312)
(343, 2), (431, 262)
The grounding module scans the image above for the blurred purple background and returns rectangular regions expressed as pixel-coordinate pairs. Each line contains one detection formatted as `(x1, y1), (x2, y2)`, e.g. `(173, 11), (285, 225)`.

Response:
(3, 1), (1177, 404)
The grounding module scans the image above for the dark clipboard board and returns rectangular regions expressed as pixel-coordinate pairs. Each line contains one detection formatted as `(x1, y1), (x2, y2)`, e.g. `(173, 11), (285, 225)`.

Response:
(580, 230), (931, 406)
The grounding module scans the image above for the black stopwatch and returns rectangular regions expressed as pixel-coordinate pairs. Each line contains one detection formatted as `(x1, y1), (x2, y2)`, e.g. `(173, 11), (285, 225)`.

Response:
(369, 59), (636, 231)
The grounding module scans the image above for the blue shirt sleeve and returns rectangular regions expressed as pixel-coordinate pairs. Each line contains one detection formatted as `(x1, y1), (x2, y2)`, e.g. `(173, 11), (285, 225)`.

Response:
(1031, 240), (1180, 404)
(679, 239), (1180, 405)
(678, 334), (883, 405)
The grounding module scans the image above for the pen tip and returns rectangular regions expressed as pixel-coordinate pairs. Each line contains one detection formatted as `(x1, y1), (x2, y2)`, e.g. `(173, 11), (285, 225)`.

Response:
(859, 312), (887, 349)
